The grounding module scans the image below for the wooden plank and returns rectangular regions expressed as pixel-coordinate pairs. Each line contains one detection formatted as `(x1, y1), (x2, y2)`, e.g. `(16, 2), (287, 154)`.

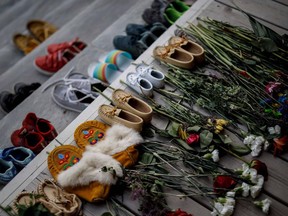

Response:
(197, 1), (287, 35)
(272, 0), (288, 7)
(216, 0), (288, 31)
(0, 0), (95, 76)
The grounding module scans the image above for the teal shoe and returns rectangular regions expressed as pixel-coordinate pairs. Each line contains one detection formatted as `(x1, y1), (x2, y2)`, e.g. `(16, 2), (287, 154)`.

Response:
(171, 0), (190, 13)
(164, 7), (182, 25)
(0, 158), (17, 184)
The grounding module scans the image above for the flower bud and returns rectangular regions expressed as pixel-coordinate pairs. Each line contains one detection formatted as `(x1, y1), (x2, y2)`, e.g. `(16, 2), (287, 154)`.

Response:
(186, 134), (200, 145)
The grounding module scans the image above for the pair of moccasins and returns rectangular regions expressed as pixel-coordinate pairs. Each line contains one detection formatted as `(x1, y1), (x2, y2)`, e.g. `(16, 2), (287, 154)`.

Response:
(11, 179), (82, 216)
(98, 89), (153, 132)
(13, 20), (57, 55)
(48, 121), (142, 202)
(153, 35), (205, 69)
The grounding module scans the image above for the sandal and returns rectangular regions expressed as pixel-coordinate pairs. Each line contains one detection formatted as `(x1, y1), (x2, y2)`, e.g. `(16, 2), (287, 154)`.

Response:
(13, 33), (40, 55)
(168, 36), (205, 64)
(153, 45), (194, 69)
(27, 20), (57, 42)
(37, 179), (82, 216)
(112, 89), (153, 123)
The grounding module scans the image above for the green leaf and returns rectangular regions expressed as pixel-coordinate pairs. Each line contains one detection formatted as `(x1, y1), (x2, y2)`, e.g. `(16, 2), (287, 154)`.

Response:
(187, 125), (201, 132)
(140, 153), (154, 164)
(218, 134), (233, 144)
(243, 59), (256, 65)
(167, 121), (181, 137)
(200, 130), (213, 149)
(230, 143), (251, 155)
(175, 138), (195, 151)
(258, 37), (278, 52)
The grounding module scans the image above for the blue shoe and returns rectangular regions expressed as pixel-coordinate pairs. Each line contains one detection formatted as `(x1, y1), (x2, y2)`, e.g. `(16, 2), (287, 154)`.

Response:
(0, 158), (17, 184)
(0, 146), (35, 168)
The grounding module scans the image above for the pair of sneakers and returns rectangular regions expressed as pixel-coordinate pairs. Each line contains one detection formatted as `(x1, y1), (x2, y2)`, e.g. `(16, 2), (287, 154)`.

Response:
(113, 23), (167, 59)
(34, 38), (87, 76)
(11, 113), (58, 154)
(126, 63), (165, 97)
(0, 146), (35, 184)
(98, 89), (154, 132)
(0, 82), (41, 113)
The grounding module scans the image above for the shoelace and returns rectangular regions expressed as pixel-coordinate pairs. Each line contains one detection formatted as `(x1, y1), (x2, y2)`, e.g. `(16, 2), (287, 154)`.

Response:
(156, 45), (174, 58)
(66, 85), (97, 103)
(117, 94), (132, 103)
(42, 67), (91, 92)
(47, 179), (72, 206)
(104, 106), (118, 116)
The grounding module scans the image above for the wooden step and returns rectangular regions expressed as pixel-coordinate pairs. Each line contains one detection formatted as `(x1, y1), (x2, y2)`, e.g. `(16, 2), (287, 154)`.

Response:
(0, 0), (95, 76)
(0, 0), (152, 148)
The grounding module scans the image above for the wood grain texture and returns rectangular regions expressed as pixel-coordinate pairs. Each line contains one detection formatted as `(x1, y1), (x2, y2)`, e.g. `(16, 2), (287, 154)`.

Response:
(216, 0), (288, 30)
(0, 0), (95, 76)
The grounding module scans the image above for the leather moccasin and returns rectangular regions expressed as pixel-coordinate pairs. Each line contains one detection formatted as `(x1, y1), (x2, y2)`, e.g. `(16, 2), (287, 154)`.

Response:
(98, 104), (143, 131)
(112, 89), (153, 123)
(168, 36), (205, 64)
(153, 45), (194, 69)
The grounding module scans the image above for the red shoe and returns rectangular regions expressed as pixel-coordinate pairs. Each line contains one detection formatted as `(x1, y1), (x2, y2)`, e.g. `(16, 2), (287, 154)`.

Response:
(11, 128), (47, 154)
(22, 112), (58, 142)
(47, 38), (87, 54)
(34, 49), (75, 76)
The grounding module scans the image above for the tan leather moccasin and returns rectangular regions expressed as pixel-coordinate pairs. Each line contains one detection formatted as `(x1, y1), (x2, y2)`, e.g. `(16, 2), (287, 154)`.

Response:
(112, 89), (153, 123)
(168, 36), (205, 64)
(153, 45), (194, 69)
(98, 104), (143, 132)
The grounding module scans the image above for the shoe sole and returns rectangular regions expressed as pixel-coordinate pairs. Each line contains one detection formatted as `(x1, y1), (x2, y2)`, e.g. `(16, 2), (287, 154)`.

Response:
(33, 60), (56, 76)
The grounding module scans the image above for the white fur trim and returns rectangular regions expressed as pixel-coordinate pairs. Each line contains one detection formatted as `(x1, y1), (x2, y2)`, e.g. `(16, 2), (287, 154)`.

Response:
(85, 124), (143, 155)
(57, 152), (123, 187)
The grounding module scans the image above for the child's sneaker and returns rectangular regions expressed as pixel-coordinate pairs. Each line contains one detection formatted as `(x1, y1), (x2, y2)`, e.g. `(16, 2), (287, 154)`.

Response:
(0, 158), (17, 184)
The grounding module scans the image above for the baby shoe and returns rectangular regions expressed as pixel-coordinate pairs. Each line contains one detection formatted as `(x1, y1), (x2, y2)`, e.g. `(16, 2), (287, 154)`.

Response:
(74, 120), (109, 149)
(126, 72), (153, 97)
(135, 63), (165, 88)
(22, 112), (58, 143)
(48, 145), (111, 202)
(0, 146), (35, 168)
(11, 128), (47, 154)
(47, 37), (87, 54)
(153, 45), (195, 69)
(98, 104), (143, 132)
(112, 89), (153, 123)
(168, 36), (205, 64)
(0, 158), (17, 184)
(37, 179), (82, 216)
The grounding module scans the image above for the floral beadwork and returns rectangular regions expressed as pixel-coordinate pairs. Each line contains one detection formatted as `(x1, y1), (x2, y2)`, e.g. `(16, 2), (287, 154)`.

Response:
(82, 129), (104, 145)
(82, 129), (94, 139)
(63, 156), (80, 170)
(58, 152), (69, 165)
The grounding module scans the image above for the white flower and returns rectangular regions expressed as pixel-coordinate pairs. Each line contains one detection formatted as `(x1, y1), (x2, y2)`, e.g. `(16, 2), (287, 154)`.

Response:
(256, 175), (264, 188)
(268, 127), (276, 134)
(274, 125), (281, 134)
(254, 136), (265, 145)
(226, 191), (235, 198)
(243, 135), (256, 145)
(225, 197), (235, 206)
(241, 163), (250, 176)
(262, 199), (272, 214)
(254, 198), (272, 214)
(241, 182), (250, 197)
(249, 168), (258, 183)
(251, 142), (262, 157)
(212, 149), (219, 162)
(211, 202), (223, 216)
(264, 141), (270, 151)
(250, 185), (262, 198)
(220, 205), (234, 216)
